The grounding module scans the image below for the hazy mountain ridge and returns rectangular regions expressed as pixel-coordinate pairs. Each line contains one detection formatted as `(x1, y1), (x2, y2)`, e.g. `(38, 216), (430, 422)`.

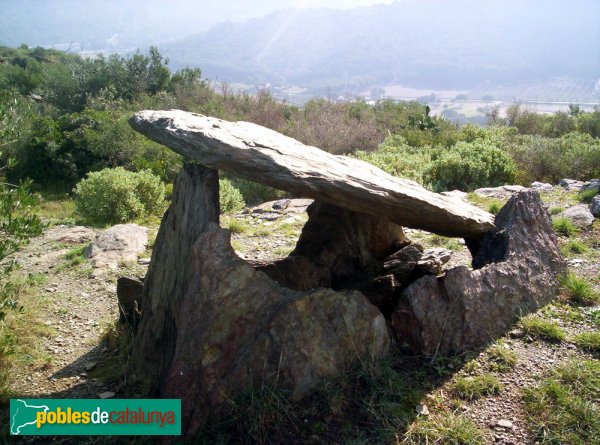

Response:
(162, 0), (600, 94)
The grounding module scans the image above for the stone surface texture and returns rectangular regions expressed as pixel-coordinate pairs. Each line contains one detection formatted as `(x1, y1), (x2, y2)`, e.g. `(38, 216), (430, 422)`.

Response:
(391, 191), (566, 355)
(129, 110), (494, 238)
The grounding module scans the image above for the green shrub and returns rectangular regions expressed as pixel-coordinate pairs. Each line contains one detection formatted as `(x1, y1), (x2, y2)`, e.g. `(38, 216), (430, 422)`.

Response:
(561, 273), (599, 306)
(230, 178), (287, 206)
(423, 140), (516, 191)
(219, 178), (245, 213)
(354, 134), (433, 183)
(74, 167), (165, 224)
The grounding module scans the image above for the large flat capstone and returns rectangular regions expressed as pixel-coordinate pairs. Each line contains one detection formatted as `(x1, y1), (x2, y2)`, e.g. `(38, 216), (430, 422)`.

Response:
(129, 110), (494, 238)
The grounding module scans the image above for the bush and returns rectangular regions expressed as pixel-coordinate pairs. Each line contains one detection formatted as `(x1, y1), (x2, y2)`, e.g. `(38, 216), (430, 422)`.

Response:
(353, 135), (433, 184)
(230, 178), (287, 206)
(424, 140), (516, 191)
(74, 167), (165, 224)
(219, 178), (245, 213)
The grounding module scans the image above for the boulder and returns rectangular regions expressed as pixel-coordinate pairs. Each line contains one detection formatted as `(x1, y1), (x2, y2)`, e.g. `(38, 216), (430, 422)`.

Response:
(248, 198), (313, 215)
(441, 190), (469, 201)
(581, 179), (600, 194)
(416, 248), (453, 275)
(474, 185), (526, 199)
(130, 164), (389, 437)
(530, 181), (553, 192)
(391, 190), (565, 355)
(85, 224), (148, 272)
(383, 244), (423, 283)
(49, 226), (96, 244)
(560, 205), (594, 228)
(559, 178), (585, 191)
(591, 195), (600, 217)
(129, 110), (494, 239)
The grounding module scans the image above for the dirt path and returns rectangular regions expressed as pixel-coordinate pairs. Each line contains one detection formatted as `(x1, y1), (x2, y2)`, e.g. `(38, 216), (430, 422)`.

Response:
(7, 225), (146, 400)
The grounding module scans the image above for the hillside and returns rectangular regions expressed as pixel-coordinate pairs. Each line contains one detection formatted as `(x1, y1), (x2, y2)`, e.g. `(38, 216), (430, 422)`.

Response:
(162, 0), (600, 97)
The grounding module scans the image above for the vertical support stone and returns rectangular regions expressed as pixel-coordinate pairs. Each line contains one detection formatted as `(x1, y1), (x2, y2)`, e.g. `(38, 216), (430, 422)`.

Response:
(130, 163), (219, 393)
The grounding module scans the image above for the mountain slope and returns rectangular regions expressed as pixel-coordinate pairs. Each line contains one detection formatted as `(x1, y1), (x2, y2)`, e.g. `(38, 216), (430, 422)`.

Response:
(162, 0), (600, 91)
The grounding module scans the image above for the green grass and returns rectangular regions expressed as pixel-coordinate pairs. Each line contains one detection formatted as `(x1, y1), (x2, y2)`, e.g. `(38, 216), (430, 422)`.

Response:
(523, 359), (600, 445)
(552, 217), (578, 237)
(403, 412), (488, 445)
(35, 194), (76, 225)
(0, 272), (52, 397)
(63, 244), (89, 268)
(561, 273), (600, 307)
(252, 226), (273, 237)
(520, 315), (566, 342)
(427, 234), (463, 251)
(549, 206), (565, 215)
(592, 310), (600, 329)
(561, 239), (589, 256)
(573, 332), (600, 356)
(486, 342), (518, 372)
(224, 218), (248, 234)
(487, 201), (502, 215)
(451, 373), (503, 401)
(577, 188), (598, 204)
(540, 302), (585, 324)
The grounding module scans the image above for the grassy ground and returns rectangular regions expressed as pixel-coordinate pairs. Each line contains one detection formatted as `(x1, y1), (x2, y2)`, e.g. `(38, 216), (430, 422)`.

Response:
(1, 186), (599, 444)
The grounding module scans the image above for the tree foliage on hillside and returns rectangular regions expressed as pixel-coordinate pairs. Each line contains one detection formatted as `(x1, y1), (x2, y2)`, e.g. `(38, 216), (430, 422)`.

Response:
(0, 45), (599, 196)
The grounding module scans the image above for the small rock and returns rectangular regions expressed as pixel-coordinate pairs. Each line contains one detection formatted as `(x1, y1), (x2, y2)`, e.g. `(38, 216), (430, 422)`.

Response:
(559, 178), (584, 191)
(416, 403), (430, 416)
(496, 419), (514, 429)
(84, 361), (97, 372)
(137, 257), (151, 265)
(474, 185), (526, 199)
(98, 391), (115, 399)
(530, 181), (553, 191)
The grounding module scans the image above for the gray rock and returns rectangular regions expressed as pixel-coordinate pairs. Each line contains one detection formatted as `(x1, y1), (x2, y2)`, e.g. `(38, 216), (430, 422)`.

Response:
(474, 185), (526, 199)
(86, 224), (148, 271)
(129, 110), (494, 239)
(560, 205), (594, 228)
(130, 164), (389, 437)
(530, 181), (553, 191)
(50, 226), (96, 244)
(559, 178), (585, 191)
(591, 195), (600, 217)
(441, 190), (469, 201)
(417, 248), (453, 275)
(581, 179), (600, 194)
(383, 244), (423, 283)
(392, 190), (566, 354)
